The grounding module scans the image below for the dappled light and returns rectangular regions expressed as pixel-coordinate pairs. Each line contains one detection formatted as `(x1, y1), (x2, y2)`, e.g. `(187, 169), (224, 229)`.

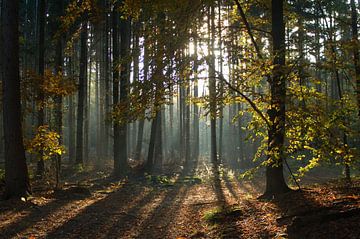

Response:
(1, 0), (360, 238)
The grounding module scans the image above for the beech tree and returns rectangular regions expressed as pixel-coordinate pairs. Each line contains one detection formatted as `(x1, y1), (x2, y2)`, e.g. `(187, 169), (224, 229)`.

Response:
(262, 0), (291, 197)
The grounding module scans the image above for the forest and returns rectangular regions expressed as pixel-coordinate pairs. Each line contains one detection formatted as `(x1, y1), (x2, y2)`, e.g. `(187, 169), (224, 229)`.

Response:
(0, 0), (360, 238)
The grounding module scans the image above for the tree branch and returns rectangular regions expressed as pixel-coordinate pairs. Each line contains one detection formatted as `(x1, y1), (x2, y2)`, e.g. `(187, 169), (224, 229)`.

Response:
(216, 73), (271, 128)
(234, 0), (263, 59)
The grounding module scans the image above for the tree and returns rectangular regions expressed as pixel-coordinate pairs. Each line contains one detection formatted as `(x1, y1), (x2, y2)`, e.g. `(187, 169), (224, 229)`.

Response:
(76, 22), (88, 166)
(117, 12), (131, 175)
(35, 0), (46, 177)
(209, 4), (218, 171)
(1, 0), (31, 198)
(351, 0), (360, 117)
(262, 0), (291, 197)
(53, 0), (65, 187)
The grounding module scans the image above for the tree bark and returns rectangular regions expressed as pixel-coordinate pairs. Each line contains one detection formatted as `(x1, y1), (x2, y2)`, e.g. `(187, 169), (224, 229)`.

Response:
(36, 0), (46, 177)
(209, 5), (218, 170)
(262, 0), (290, 198)
(76, 22), (88, 166)
(113, 2), (121, 175)
(351, 0), (360, 115)
(116, 14), (131, 176)
(1, 0), (31, 198)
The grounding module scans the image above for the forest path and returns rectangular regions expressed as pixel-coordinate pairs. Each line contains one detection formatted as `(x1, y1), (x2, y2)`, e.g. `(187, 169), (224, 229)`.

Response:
(0, 166), (359, 239)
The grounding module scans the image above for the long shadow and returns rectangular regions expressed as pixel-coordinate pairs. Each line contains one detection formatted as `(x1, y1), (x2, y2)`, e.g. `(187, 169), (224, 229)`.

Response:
(45, 164), (196, 239)
(0, 176), (128, 238)
(131, 165), (196, 239)
(45, 182), (159, 239)
(208, 164), (243, 238)
(0, 193), (87, 238)
(223, 175), (240, 202)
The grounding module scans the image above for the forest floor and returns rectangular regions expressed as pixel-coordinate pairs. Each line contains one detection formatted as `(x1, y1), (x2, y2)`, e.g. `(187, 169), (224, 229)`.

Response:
(0, 163), (359, 239)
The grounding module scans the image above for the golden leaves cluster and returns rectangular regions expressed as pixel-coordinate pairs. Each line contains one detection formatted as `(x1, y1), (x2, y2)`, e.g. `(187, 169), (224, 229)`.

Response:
(25, 125), (65, 161)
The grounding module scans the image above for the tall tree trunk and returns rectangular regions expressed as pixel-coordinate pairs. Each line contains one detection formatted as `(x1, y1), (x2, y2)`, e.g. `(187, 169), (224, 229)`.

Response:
(147, 12), (166, 173)
(104, 0), (111, 159)
(84, 28), (92, 163)
(68, 93), (76, 162)
(76, 22), (88, 166)
(218, 1), (224, 164)
(113, 2), (120, 175)
(1, 0), (31, 198)
(135, 37), (148, 161)
(68, 56), (76, 162)
(209, 5), (218, 170)
(54, 0), (64, 187)
(179, 83), (184, 160)
(36, 0), (46, 177)
(352, 0), (360, 118)
(185, 84), (190, 166)
(193, 31), (199, 162)
(263, 0), (290, 198)
(116, 14), (131, 175)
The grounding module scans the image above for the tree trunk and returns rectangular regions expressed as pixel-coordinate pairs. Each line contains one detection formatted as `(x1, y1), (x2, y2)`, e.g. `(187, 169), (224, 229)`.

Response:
(104, 0), (111, 159)
(193, 32), (199, 162)
(1, 0), (31, 198)
(263, 0), (290, 198)
(135, 38), (148, 161)
(76, 22), (88, 166)
(209, 5), (218, 170)
(53, 0), (64, 188)
(351, 0), (360, 123)
(36, 0), (46, 177)
(116, 15), (131, 176)
(113, 2), (120, 175)
(146, 114), (158, 172)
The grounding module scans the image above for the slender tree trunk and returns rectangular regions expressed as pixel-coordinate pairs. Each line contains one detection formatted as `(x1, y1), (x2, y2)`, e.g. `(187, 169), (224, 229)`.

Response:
(209, 5), (218, 170)
(1, 0), (31, 198)
(68, 56), (76, 162)
(95, 60), (101, 160)
(84, 28), (92, 163)
(135, 39), (148, 161)
(179, 83), (184, 160)
(185, 83), (191, 166)
(36, 0), (46, 177)
(352, 0), (360, 118)
(68, 93), (76, 162)
(116, 15), (131, 176)
(193, 31), (199, 162)
(54, 0), (64, 187)
(104, 0), (111, 159)
(76, 22), (88, 166)
(113, 2), (121, 175)
(218, 1), (224, 164)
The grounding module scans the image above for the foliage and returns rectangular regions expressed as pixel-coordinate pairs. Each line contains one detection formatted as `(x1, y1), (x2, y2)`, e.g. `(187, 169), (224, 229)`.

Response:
(22, 69), (76, 112)
(25, 125), (65, 161)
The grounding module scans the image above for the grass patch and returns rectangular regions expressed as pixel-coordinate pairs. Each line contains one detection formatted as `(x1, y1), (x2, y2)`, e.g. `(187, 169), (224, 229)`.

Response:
(182, 176), (202, 184)
(72, 163), (85, 173)
(145, 174), (175, 186)
(203, 206), (243, 225)
(0, 168), (4, 181)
